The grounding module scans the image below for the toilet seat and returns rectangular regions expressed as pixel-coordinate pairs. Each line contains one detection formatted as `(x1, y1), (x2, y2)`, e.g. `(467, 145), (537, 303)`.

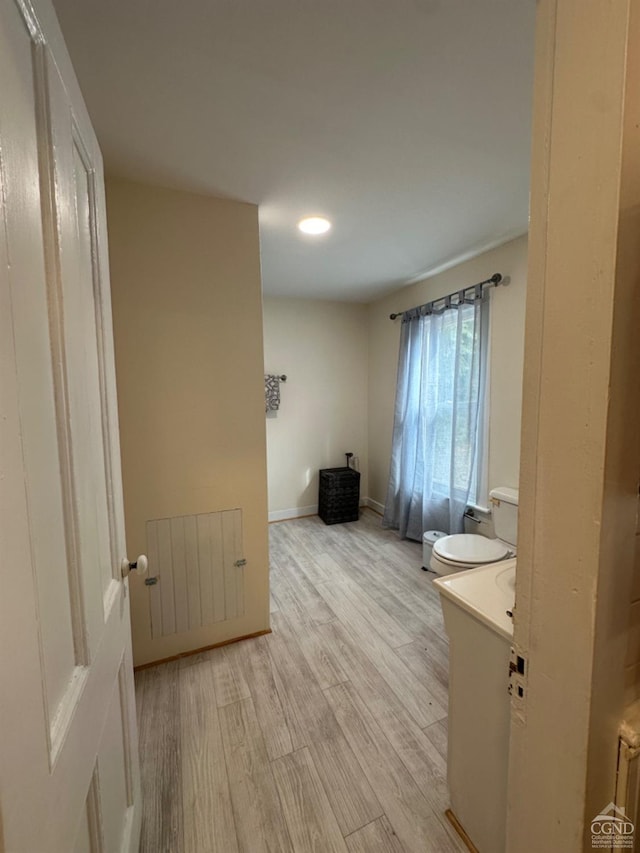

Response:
(434, 533), (510, 565)
(430, 533), (513, 576)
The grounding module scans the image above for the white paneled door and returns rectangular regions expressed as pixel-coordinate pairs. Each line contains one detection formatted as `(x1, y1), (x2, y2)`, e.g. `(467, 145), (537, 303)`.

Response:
(0, 1), (141, 851)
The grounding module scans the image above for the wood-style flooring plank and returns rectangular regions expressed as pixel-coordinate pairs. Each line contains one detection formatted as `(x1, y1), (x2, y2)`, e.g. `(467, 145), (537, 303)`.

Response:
(270, 522), (334, 584)
(179, 662), (238, 853)
(329, 575), (414, 648)
(318, 620), (447, 778)
(320, 537), (378, 581)
(307, 732), (384, 838)
(316, 581), (446, 728)
(394, 638), (449, 710)
(325, 682), (463, 853)
(328, 554), (429, 639)
(272, 553), (337, 624)
(373, 547), (447, 624)
(276, 517), (336, 565)
(313, 551), (351, 583)
(335, 520), (388, 560)
(318, 620), (452, 822)
(271, 748), (349, 853)
(329, 536), (440, 629)
(328, 666), (450, 818)
(271, 579), (348, 690)
(268, 611), (383, 835)
(228, 634), (294, 760)
(137, 661), (183, 853)
(411, 621), (450, 665)
(267, 611), (344, 744)
(210, 644), (252, 707)
(345, 816), (406, 853)
(218, 698), (294, 853)
(375, 560), (447, 628)
(423, 718), (449, 765)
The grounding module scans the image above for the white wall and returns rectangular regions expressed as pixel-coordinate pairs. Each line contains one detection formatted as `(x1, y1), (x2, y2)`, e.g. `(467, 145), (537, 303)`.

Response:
(263, 298), (369, 519)
(367, 234), (528, 512)
(263, 238), (527, 522)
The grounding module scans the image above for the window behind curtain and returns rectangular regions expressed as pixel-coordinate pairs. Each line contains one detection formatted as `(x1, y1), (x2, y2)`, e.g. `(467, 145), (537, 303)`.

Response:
(383, 294), (489, 540)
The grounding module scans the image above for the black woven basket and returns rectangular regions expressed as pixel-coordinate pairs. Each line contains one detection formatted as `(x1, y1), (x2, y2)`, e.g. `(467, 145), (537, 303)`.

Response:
(318, 467), (361, 525)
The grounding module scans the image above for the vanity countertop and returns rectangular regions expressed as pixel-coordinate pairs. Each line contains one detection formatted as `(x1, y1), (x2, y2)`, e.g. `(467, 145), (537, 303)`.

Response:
(433, 557), (516, 640)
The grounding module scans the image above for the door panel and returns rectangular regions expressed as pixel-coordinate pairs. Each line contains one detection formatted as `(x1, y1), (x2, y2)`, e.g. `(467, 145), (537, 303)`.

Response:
(0, 0), (80, 747)
(67, 133), (115, 604)
(0, 1), (141, 850)
(71, 802), (93, 853)
(97, 665), (132, 853)
(47, 51), (116, 646)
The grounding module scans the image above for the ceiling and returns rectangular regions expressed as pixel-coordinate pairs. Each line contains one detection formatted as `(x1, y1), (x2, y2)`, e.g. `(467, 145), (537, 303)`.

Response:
(52, 0), (536, 302)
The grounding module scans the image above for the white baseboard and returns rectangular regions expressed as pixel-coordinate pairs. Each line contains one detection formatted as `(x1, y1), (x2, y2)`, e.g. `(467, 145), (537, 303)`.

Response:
(363, 497), (385, 515)
(268, 497), (385, 523)
(268, 505), (318, 522)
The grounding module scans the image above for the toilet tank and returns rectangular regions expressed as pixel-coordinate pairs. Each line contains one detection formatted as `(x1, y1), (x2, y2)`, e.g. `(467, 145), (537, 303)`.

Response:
(489, 487), (519, 546)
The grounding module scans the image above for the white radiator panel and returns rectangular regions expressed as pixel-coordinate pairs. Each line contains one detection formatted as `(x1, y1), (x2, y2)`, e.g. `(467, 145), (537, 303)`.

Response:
(146, 510), (244, 638)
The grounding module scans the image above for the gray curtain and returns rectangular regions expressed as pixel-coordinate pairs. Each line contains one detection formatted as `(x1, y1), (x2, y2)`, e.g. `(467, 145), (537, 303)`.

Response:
(383, 293), (489, 540)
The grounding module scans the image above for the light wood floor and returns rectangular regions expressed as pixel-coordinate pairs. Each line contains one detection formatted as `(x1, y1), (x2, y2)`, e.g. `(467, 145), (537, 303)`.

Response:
(135, 509), (464, 853)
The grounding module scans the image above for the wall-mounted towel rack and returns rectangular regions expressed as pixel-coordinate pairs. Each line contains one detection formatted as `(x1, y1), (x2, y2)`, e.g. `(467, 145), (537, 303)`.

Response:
(265, 374), (286, 413)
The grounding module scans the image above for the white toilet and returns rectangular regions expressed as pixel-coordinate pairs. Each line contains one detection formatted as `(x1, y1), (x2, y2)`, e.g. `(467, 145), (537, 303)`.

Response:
(429, 486), (518, 576)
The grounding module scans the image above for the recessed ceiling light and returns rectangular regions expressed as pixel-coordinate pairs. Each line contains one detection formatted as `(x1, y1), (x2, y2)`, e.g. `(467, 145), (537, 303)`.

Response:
(298, 216), (332, 235)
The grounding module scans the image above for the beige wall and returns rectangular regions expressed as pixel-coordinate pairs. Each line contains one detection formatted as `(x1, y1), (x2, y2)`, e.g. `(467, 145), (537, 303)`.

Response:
(367, 234), (528, 512)
(106, 177), (269, 666)
(626, 536), (640, 703)
(620, 1), (640, 717)
(263, 297), (368, 518)
(507, 1), (640, 849)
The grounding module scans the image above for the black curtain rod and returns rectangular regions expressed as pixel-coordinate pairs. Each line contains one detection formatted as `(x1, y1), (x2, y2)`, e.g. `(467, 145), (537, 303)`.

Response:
(389, 273), (503, 320)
